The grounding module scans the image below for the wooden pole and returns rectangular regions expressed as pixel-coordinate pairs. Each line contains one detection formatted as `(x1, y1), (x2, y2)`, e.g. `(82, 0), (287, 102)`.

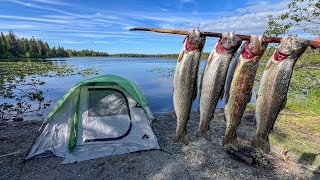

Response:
(130, 27), (320, 49)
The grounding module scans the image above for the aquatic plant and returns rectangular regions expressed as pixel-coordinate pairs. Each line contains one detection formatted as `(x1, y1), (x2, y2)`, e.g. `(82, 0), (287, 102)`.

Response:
(0, 60), (99, 120)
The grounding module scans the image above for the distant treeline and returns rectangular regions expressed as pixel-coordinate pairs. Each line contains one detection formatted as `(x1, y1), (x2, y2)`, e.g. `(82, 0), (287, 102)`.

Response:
(110, 52), (211, 59)
(113, 48), (318, 65)
(0, 31), (108, 59)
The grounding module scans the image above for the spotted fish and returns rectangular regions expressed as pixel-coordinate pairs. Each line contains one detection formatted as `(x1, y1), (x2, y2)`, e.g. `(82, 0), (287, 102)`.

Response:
(197, 31), (241, 141)
(223, 35), (268, 149)
(173, 28), (206, 145)
(252, 37), (310, 153)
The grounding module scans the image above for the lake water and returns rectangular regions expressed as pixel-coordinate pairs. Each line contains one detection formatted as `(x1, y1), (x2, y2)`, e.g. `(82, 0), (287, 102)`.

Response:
(1, 57), (255, 120)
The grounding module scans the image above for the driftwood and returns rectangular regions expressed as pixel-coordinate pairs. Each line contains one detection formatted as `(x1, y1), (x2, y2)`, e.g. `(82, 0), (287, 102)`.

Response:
(130, 27), (320, 49)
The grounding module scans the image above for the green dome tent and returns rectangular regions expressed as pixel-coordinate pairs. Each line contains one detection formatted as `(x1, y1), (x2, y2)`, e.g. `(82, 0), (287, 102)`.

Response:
(26, 75), (159, 163)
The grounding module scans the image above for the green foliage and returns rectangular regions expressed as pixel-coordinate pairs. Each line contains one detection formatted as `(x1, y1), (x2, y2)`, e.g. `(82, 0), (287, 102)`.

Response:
(147, 67), (175, 78)
(0, 31), (109, 59)
(286, 87), (320, 115)
(265, 0), (320, 36)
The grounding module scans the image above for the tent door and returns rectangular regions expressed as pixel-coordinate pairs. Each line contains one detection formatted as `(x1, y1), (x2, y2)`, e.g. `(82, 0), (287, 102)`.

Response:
(78, 87), (132, 144)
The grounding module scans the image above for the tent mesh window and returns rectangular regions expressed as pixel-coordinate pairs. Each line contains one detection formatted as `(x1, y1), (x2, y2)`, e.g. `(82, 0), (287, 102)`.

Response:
(88, 89), (129, 117)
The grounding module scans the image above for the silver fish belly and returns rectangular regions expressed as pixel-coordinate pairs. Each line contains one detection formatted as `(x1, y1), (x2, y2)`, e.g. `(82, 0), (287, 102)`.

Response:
(173, 28), (205, 145)
(252, 37), (310, 153)
(197, 31), (242, 141)
(223, 35), (268, 149)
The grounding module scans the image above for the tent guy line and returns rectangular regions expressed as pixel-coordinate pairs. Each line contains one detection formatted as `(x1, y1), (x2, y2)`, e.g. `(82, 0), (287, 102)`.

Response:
(129, 27), (320, 49)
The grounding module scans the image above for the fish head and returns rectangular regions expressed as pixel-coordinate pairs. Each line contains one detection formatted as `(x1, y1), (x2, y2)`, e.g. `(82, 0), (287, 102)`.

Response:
(275, 37), (310, 62)
(278, 36), (310, 55)
(187, 28), (206, 50)
(249, 35), (268, 56)
(218, 31), (242, 53)
(241, 35), (268, 60)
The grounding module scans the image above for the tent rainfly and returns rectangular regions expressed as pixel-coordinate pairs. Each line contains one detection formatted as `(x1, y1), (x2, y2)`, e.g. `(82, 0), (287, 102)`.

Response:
(26, 74), (160, 163)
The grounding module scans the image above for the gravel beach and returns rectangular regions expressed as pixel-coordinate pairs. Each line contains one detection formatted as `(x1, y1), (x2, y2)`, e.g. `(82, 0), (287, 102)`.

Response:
(1, 109), (319, 180)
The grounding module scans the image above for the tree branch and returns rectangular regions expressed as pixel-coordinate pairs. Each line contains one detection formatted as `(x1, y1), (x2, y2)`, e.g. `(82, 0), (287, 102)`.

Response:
(129, 27), (320, 48)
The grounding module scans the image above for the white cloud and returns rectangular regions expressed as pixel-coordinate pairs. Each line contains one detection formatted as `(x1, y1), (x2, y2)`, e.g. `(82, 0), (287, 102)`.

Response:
(0, 15), (68, 23)
(1, 0), (314, 51)
(160, 8), (168, 12)
(30, 0), (69, 6)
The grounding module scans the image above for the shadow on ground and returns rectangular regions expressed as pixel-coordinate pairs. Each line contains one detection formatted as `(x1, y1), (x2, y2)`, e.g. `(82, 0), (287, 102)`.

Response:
(0, 110), (319, 179)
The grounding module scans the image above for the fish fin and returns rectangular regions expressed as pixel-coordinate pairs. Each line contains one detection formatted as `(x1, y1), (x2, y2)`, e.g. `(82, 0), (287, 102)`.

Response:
(280, 95), (287, 111)
(178, 37), (187, 62)
(196, 128), (211, 142)
(223, 113), (227, 123)
(207, 52), (214, 64)
(178, 50), (184, 62)
(265, 59), (273, 70)
(174, 133), (189, 145)
(222, 132), (239, 150)
(252, 135), (270, 153)
(173, 110), (177, 120)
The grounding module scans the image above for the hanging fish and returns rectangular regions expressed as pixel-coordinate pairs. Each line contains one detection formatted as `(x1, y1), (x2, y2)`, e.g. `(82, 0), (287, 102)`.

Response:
(223, 35), (268, 149)
(197, 31), (241, 141)
(224, 42), (246, 104)
(173, 28), (206, 145)
(252, 37), (310, 153)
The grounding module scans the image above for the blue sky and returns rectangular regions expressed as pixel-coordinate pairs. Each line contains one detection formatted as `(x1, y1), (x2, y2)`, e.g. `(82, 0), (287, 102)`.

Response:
(0, 0), (312, 54)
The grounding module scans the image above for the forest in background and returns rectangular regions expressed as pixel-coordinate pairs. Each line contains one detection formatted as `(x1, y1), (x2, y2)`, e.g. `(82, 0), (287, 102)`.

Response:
(0, 31), (108, 59)
(1, 30), (319, 64)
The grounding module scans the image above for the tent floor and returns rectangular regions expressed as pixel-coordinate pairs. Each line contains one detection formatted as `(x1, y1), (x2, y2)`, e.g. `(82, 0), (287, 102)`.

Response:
(1, 110), (318, 180)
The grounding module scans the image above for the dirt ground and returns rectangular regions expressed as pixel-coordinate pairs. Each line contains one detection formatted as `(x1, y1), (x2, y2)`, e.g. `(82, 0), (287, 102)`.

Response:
(1, 110), (319, 180)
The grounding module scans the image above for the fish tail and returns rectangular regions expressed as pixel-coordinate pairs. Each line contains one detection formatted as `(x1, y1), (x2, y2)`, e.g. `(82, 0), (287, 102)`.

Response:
(196, 128), (211, 142)
(173, 110), (177, 120)
(174, 132), (189, 145)
(174, 124), (189, 145)
(252, 135), (270, 153)
(222, 132), (239, 150)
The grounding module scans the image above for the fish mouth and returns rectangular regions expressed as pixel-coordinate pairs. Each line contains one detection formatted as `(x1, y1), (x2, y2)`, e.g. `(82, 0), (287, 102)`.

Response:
(274, 49), (289, 62)
(216, 40), (227, 54)
(184, 36), (198, 52)
(241, 42), (257, 60)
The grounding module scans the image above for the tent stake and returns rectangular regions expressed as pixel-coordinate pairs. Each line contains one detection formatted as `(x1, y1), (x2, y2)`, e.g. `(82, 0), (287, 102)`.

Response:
(130, 27), (320, 49)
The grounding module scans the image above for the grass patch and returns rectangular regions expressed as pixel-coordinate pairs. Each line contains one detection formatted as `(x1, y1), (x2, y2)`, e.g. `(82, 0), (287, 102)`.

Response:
(286, 88), (320, 115)
(269, 114), (320, 167)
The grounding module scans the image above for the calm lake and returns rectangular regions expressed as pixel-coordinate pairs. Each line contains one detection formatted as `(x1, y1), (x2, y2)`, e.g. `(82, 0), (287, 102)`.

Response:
(1, 57), (256, 120)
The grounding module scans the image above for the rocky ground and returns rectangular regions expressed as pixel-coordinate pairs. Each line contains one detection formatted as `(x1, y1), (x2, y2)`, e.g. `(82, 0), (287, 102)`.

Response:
(1, 110), (319, 180)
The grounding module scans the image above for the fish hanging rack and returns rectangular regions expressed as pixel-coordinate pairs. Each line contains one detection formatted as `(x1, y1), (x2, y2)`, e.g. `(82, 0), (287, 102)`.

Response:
(130, 27), (320, 49)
